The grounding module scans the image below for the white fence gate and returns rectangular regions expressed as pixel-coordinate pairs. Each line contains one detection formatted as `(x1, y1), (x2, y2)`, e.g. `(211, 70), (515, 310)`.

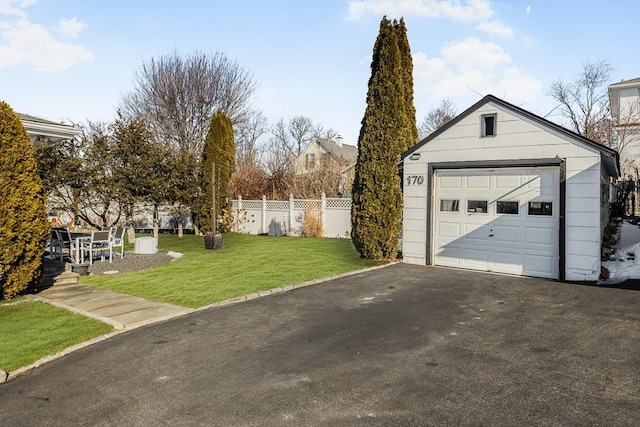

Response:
(232, 194), (352, 238)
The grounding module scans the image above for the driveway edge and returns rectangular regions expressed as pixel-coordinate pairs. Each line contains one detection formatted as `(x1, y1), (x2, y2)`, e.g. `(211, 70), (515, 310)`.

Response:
(5, 262), (397, 383)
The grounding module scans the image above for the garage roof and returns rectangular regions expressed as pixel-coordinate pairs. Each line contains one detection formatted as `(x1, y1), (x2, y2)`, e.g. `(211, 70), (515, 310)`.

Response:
(403, 94), (620, 178)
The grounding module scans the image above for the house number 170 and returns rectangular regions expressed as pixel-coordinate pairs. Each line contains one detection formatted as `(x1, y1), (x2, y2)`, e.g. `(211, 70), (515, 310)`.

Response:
(406, 175), (424, 185)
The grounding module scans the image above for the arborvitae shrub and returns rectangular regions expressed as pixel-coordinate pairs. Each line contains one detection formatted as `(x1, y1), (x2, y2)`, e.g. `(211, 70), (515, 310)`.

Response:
(199, 112), (235, 234)
(351, 17), (416, 260)
(0, 102), (50, 299)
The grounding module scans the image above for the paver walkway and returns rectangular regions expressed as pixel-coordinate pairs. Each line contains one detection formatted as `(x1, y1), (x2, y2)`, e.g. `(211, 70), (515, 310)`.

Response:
(37, 284), (193, 329)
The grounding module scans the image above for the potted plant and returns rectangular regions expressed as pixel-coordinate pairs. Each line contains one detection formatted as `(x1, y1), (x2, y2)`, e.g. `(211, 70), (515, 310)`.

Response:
(204, 231), (222, 250)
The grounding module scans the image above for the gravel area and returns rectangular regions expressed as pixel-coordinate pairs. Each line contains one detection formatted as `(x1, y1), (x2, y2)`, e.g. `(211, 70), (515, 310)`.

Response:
(87, 251), (175, 275)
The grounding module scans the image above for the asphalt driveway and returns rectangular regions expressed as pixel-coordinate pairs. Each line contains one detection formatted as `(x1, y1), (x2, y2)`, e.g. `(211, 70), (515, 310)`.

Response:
(1, 264), (639, 426)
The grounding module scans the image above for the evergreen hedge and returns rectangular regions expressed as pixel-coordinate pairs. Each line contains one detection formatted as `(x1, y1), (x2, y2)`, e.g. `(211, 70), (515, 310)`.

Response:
(199, 112), (235, 233)
(0, 102), (50, 299)
(351, 17), (417, 260)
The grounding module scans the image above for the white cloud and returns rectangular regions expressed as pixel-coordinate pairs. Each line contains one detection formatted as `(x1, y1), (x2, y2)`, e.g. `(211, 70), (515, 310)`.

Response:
(475, 19), (513, 37)
(58, 17), (87, 37)
(0, 18), (92, 71)
(347, 0), (513, 37)
(441, 37), (510, 70)
(413, 38), (541, 107)
(526, 5), (531, 15)
(0, 2), (92, 71)
(0, 0), (36, 18)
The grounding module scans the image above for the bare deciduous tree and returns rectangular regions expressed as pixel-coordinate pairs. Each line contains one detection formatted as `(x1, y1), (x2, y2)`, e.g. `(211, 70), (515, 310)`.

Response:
(120, 51), (257, 157)
(235, 110), (268, 168)
(548, 60), (612, 142)
(285, 156), (346, 198)
(266, 116), (338, 172)
(419, 97), (457, 136)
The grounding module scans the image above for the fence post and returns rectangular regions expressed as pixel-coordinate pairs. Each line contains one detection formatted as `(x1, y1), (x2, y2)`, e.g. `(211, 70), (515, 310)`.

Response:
(236, 195), (242, 232)
(289, 194), (294, 236)
(321, 192), (326, 237)
(261, 195), (267, 234)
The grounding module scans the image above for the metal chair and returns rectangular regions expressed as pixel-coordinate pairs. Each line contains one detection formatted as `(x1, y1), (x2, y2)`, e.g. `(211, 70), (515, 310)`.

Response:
(80, 230), (113, 265)
(51, 228), (75, 262)
(110, 226), (126, 260)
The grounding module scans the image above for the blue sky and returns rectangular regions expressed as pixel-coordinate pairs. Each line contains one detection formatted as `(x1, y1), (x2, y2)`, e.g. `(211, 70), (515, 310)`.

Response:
(1, 0), (639, 146)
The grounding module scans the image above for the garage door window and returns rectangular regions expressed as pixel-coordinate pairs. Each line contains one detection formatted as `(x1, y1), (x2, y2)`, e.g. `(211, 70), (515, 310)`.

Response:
(528, 201), (553, 216)
(496, 201), (519, 214)
(440, 199), (459, 212)
(467, 200), (488, 213)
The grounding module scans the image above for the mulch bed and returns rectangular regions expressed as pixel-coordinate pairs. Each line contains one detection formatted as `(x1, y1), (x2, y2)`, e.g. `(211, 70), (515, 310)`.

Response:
(87, 252), (175, 275)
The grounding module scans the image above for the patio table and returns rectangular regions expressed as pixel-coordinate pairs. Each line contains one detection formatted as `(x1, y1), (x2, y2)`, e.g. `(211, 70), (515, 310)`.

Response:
(71, 233), (91, 264)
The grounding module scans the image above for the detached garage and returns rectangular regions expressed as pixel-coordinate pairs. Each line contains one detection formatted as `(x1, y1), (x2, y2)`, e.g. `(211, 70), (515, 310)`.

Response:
(401, 95), (619, 281)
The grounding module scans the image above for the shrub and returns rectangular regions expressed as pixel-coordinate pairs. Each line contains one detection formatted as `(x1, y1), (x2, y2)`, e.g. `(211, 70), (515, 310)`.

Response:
(302, 208), (323, 238)
(199, 112), (235, 234)
(0, 102), (50, 299)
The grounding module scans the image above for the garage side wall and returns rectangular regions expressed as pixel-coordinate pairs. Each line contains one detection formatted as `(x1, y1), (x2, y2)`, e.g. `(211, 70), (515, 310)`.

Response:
(402, 160), (428, 264)
(564, 158), (602, 280)
(402, 102), (604, 281)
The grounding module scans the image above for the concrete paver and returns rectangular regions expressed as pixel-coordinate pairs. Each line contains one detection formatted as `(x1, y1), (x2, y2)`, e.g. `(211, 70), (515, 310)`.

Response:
(37, 284), (193, 329)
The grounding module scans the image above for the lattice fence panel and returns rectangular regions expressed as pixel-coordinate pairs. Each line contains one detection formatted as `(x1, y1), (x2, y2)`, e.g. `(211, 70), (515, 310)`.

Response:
(294, 200), (321, 210)
(326, 198), (352, 209)
(266, 201), (290, 211)
(242, 201), (263, 210)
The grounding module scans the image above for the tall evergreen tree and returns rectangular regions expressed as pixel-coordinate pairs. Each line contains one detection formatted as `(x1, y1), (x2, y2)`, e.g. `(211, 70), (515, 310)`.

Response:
(199, 112), (235, 233)
(395, 18), (418, 149)
(351, 16), (416, 259)
(0, 101), (50, 299)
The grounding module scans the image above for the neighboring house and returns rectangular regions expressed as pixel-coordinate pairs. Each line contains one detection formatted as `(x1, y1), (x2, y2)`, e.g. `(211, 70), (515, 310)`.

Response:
(19, 112), (80, 227)
(401, 94), (619, 282)
(294, 136), (358, 196)
(608, 78), (640, 175)
(19, 113), (80, 146)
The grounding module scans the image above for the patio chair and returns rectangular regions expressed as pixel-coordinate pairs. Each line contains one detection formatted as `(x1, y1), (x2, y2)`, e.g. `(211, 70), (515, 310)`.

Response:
(51, 228), (75, 262)
(110, 226), (126, 260)
(80, 230), (113, 265)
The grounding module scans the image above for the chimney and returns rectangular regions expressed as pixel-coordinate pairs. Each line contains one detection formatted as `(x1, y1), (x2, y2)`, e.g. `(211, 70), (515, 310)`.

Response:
(335, 135), (343, 147)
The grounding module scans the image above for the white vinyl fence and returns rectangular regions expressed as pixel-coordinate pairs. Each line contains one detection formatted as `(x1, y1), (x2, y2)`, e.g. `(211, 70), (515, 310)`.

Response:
(233, 194), (352, 238)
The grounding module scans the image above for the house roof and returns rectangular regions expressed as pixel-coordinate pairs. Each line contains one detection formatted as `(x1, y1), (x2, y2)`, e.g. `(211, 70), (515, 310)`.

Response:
(315, 138), (358, 164)
(18, 112), (80, 145)
(609, 77), (640, 89)
(402, 94), (620, 178)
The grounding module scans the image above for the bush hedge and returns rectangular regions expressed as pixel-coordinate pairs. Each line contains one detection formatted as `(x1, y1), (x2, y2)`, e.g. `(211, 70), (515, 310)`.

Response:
(0, 102), (50, 299)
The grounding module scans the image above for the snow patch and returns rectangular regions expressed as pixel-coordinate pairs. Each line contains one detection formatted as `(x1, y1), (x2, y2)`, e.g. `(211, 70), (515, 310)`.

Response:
(600, 221), (640, 284)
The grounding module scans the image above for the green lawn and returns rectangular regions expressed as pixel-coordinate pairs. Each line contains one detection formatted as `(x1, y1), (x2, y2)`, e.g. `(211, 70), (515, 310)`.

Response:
(0, 301), (113, 372)
(84, 233), (383, 308)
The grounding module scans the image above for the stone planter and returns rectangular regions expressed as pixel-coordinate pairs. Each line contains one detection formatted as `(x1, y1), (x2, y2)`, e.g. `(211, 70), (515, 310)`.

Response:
(71, 264), (89, 276)
(204, 234), (223, 250)
(134, 236), (158, 254)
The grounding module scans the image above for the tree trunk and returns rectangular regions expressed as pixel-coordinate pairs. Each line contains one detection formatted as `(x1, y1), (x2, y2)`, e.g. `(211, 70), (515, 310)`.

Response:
(153, 205), (159, 239)
(127, 225), (135, 244)
(178, 222), (183, 238)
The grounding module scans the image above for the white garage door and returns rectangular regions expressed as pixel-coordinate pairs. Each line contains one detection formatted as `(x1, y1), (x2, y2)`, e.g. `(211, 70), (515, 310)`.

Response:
(433, 167), (559, 279)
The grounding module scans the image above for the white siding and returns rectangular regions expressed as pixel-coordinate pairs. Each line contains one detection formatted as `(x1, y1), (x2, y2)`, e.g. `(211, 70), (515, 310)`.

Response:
(403, 100), (606, 281)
